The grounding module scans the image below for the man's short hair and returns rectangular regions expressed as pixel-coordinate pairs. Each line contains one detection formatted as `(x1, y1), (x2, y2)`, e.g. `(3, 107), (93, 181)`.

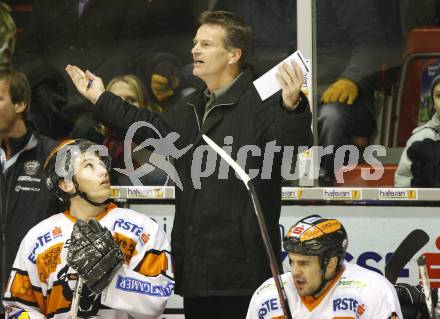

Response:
(199, 11), (252, 66)
(0, 66), (31, 117)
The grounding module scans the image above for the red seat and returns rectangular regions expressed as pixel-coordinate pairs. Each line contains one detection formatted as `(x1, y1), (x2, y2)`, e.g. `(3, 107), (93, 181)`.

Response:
(333, 164), (398, 187)
(10, 4), (32, 12)
(405, 28), (440, 54)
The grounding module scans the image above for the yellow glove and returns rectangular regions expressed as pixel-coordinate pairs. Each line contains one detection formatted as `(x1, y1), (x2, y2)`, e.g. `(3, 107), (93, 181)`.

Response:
(151, 74), (180, 102)
(18, 311), (30, 319)
(321, 78), (359, 105)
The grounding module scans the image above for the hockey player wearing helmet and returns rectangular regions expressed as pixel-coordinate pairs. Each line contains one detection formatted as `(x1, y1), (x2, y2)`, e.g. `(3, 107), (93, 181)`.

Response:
(283, 214), (348, 298)
(44, 139), (113, 211)
(3, 139), (174, 319)
(246, 215), (403, 319)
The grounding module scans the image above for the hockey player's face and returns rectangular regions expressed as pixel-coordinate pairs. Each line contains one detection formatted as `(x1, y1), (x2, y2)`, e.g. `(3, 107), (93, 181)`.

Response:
(289, 253), (324, 297)
(74, 153), (111, 202)
(0, 80), (25, 135)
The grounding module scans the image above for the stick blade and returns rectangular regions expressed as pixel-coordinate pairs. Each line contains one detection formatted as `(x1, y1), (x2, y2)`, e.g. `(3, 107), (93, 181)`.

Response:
(385, 229), (429, 284)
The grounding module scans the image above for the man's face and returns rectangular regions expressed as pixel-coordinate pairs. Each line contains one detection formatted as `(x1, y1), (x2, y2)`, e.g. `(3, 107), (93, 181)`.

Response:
(289, 253), (324, 297)
(73, 153), (111, 203)
(191, 23), (235, 81)
(0, 80), (18, 134)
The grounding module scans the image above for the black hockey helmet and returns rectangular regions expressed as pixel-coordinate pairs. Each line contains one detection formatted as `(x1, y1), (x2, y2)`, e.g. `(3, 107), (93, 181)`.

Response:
(43, 139), (111, 206)
(283, 214), (348, 271)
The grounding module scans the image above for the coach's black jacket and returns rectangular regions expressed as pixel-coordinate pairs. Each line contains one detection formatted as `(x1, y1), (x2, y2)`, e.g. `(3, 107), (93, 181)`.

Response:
(0, 124), (59, 289)
(93, 68), (313, 296)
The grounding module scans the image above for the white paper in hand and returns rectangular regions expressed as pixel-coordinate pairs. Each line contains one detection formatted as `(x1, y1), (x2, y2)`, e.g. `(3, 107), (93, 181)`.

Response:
(253, 50), (309, 101)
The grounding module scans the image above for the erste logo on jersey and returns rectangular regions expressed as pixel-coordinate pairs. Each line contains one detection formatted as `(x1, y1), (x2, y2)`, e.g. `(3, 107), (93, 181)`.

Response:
(52, 227), (62, 238)
(28, 226), (64, 264)
(113, 218), (150, 246)
(257, 297), (279, 318)
(333, 295), (365, 318)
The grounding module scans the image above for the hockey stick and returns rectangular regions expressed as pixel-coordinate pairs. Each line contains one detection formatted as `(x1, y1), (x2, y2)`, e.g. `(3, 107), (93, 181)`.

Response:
(385, 229), (429, 284)
(417, 256), (435, 319)
(69, 276), (84, 319)
(202, 135), (292, 319)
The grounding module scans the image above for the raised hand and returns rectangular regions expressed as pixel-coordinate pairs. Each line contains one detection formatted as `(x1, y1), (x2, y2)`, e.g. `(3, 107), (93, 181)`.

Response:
(65, 64), (105, 104)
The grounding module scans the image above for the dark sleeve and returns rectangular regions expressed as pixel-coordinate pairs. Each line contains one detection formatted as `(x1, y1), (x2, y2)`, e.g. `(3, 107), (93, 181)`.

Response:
(407, 138), (440, 187)
(254, 91), (314, 149)
(332, 0), (386, 90)
(93, 91), (177, 146)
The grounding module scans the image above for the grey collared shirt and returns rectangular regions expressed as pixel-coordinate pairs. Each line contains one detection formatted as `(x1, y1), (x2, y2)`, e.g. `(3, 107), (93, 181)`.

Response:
(203, 72), (244, 115)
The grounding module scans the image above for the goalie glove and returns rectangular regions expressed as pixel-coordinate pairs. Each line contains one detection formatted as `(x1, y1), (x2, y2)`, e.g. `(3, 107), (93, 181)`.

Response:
(67, 219), (124, 294)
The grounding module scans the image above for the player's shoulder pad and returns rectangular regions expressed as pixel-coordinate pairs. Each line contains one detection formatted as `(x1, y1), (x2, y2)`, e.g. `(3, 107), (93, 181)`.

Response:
(345, 263), (394, 292)
(25, 213), (66, 239)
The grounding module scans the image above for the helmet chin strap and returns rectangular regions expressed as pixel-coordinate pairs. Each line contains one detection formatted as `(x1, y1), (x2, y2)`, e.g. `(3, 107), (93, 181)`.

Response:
(311, 257), (339, 297)
(311, 262), (331, 297)
(70, 178), (110, 207)
(78, 190), (111, 207)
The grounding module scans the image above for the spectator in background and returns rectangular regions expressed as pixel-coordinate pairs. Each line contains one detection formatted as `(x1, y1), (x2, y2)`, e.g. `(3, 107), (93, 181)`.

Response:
(135, 51), (197, 112)
(0, 2), (16, 67)
(71, 74), (154, 143)
(107, 74), (152, 110)
(214, 0), (385, 185)
(395, 75), (440, 187)
(105, 74), (169, 186)
(0, 67), (59, 317)
(13, 0), (147, 139)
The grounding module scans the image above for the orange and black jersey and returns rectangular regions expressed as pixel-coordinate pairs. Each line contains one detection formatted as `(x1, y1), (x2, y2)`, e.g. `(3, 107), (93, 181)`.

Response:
(3, 203), (174, 319)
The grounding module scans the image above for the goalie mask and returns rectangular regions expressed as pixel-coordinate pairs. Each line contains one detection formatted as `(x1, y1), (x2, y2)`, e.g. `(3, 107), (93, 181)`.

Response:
(44, 139), (111, 207)
(283, 215), (348, 272)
